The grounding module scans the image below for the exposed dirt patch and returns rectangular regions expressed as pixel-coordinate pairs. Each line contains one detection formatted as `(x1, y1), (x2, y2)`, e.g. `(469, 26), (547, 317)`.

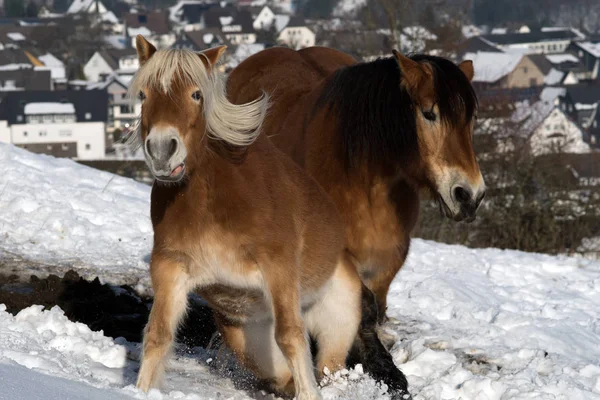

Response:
(0, 270), (217, 347)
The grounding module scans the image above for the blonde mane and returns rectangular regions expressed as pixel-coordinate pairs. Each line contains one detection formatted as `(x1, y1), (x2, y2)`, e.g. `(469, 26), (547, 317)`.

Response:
(128, 48), (269, 147)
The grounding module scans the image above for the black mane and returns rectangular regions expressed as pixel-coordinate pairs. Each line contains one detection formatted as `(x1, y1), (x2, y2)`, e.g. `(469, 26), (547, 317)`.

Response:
(315, 54), (478, 172)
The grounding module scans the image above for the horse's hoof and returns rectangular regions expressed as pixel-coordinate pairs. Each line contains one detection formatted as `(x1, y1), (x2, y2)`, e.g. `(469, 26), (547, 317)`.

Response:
(376, 326), (398, 351)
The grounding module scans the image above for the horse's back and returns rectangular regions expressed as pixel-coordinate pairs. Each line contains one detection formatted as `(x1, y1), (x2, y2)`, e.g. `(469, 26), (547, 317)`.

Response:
(296, 46), (357, 76)
(228, 46), (357, 105)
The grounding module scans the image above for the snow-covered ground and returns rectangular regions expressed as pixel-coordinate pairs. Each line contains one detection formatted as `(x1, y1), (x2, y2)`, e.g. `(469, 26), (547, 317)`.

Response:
(1, 143), (600, 400)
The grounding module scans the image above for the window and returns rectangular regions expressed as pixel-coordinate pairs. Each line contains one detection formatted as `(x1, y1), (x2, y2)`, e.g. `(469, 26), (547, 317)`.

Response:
(119, 105), (132, 114)
(17, 115), (23, 122)
(523, 67), (528, 74)
(59, 130), (71, 137)
(85, 112), (92, 120)
(47, 145), (53, 150)
(579, 50), (584, 57)
(43, 114), (52, 123)
(529, 78), (537, 86)
(23, 131), (28, 137)
(85, 144), (91, 150)
(39, 131), (47, 136)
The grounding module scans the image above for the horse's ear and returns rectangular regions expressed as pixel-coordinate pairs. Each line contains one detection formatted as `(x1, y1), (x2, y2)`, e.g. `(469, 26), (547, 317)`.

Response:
(458, 60), (474, 82)
(136, 35), (156, 65)
(392, 50), (429, 96)
(201, 45), (228, 68)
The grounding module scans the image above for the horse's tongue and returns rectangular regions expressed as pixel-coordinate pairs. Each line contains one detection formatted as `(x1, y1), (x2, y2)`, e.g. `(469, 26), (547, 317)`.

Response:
(170, 165), (183, 177)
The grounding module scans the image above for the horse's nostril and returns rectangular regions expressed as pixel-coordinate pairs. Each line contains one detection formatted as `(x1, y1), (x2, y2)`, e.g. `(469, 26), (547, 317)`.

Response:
(454, 186), (471, 204)
(476, 191), (486, 208)
(145, 138), (154, 159)
(168, 138), (178, 157)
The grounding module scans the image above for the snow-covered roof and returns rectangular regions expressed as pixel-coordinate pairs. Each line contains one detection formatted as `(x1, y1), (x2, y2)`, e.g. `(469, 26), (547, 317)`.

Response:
(545, 53), (579, 64)
(127, 26), (152, 37)
(274, 14), (289, 32)
(540, 87), (566, 103)
(464, 52), (522, 83)
(38, 53), (64, 67)
(462, 25), (483, 39)
(544, 68), (565, 85)
(512, 98), (556, 134)
(67, 0), (95, 14)
(7, 32), (26, 41)
(24, 102), (76, 115)
(491, 28), (507, 34)
(576, 42), (600, 58)
(101, 11), (118, 24)
(0, 64), (33, 71)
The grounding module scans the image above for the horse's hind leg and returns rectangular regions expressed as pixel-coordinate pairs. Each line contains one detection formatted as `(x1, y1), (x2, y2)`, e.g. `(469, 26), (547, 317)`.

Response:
(137, 254), (190, 392)
(216, 316), (296, 397)
(304, 255), (361, 380)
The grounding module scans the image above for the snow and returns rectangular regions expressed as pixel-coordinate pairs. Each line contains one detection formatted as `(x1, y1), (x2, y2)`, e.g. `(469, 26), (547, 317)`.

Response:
(7, 32), (26, 41)
(544, 68), (564, 84)
(219, 16), (233, 26)
(0, 144), (152, 286)
(227, 43), (266, 69)
(24, 102), (76, 115)
(577, 42), (600, 58)
(1, 144), (600, 399)
(333, 0), (366, 16)
(128, 27), (153, 38)
(67, 0), (95, 14)
(463, 52), (522, 83)
(202, 33), (214, 44)
(38, 53), (66, 80)
(546, 53), (579, 64)
(274, 14), (290, 32)
(462, 25), (483, 39)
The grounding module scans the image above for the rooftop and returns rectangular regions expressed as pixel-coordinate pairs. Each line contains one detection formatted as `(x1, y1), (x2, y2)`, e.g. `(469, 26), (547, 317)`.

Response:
(24, 102), (75, 115)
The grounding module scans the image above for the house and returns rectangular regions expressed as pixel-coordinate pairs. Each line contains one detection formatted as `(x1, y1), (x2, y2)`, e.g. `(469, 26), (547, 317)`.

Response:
(172, 28), (231, 52)
(124, 10), (176, 50)
(544, 53), (584, 84)
(203, 7), (257, 45)
(277, 16), (315, 49)
(481, 28), (585, 54)
(168, 1), (221, 31)
(457, 36), (503, 59)
(0, 68), (52, 91)
(512, 88), (590, 155)
(87, 73), (140, 134)
(463, 51), (523, 90)
(83, 48), (138, 82)
(565, 42), (600, 80)
(563, 83), (600, 147)
(0, 90), (109, 160)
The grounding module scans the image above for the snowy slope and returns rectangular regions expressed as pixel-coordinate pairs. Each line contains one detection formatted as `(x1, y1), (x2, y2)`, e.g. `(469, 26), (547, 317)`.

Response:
(0, 143), (600, 400)
(0, 143), (152, 288)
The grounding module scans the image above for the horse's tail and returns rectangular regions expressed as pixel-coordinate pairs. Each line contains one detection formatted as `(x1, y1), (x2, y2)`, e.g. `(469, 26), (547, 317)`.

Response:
(347, 284), (412, 400)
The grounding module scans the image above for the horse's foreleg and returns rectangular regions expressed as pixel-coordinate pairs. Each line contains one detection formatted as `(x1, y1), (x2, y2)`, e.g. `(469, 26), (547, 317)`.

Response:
(265, 268), (322, 400)
(304, 255), (361, 380)
(137, 254), (189, 392)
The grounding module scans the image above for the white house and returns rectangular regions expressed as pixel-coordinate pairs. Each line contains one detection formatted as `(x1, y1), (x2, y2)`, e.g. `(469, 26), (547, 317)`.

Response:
(2, 102), (106, 160)
(83, 49), (138, 82)
(278, 17), (315, 49)
(512, 90), (591, 156)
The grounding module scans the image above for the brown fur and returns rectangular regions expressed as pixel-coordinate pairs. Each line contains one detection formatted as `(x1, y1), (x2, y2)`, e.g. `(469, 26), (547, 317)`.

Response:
(133, 37), (362, 400)
(227, 46), (483, 320)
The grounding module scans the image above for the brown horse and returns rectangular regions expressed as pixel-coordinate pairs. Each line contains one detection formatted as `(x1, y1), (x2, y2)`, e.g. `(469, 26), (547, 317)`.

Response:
(130, 36), (409, 400)
(227, 47), (485, 324)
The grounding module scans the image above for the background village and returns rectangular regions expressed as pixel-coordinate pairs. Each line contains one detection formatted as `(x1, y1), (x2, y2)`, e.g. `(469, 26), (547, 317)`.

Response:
(0, 0), (599, 258)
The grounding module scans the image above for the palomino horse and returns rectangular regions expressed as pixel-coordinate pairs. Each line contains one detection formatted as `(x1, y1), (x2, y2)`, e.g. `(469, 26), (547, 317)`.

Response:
(130, 36), (410, 399)
(227, 47), (485, 324)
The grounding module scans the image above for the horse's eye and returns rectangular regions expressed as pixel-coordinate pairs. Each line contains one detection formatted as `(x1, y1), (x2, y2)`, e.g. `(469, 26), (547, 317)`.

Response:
(422, 110), (436, 121)
(192, 91), (202, 101)
(138, 91), (146, 101)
